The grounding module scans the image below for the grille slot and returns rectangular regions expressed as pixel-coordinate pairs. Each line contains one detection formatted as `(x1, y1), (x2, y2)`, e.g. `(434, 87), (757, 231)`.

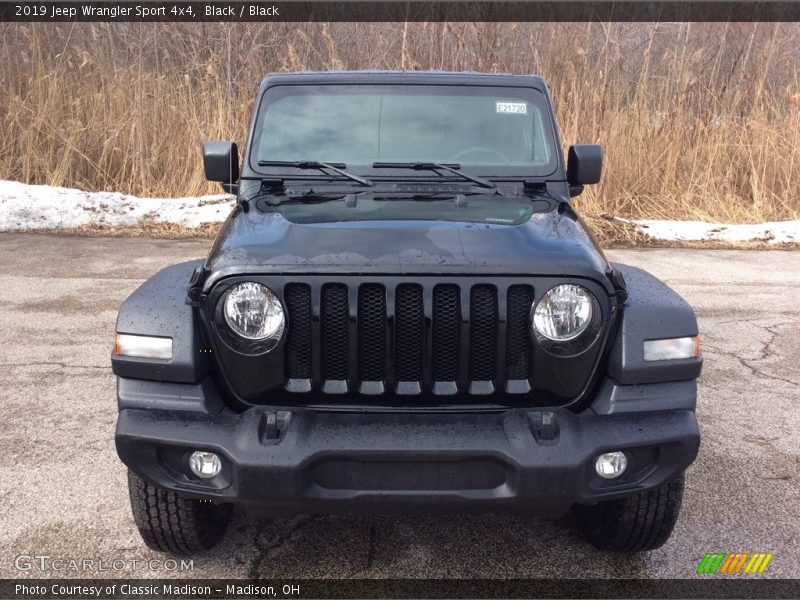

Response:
(281, 279), (536, 398)
(431, 284), (460, 382)
(469, 285), (498, 382)
(395, 284), (425, 382)
(358, 284), (387, 382)
(320, 284), (349, 382)
(284, 283), (312, 380)
(506, 285), (533, 380)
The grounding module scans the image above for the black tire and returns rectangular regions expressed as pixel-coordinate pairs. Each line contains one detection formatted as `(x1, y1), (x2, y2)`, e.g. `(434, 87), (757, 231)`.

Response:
(574, 475), (685, 552)
(127, 470), (233, 555)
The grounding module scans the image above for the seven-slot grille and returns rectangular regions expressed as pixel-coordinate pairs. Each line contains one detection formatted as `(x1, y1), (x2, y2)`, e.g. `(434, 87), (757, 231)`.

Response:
(283, 281), (534, 397)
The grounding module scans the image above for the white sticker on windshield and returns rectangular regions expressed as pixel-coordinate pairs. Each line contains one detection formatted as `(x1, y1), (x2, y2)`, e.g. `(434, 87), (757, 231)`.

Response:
(496, 102), (527, 114)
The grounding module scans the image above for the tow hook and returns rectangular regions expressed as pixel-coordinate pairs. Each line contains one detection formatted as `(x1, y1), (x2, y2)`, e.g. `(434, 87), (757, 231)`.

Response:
(260, 411), (292, 441)
(530, 411), (559, 444)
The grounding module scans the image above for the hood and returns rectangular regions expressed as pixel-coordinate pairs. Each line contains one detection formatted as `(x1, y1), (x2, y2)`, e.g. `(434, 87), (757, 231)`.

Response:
(203, 194), (613, 292)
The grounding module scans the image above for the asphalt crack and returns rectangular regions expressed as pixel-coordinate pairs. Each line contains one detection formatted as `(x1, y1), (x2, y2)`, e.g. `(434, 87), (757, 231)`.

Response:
(701, 320), (799, 388)
(735, 355), (799, 388)
(345, 516), (380, 578)
(246, 515), (318, 579)
(698, 380), (721, 393)
(365, 516), (377, 570)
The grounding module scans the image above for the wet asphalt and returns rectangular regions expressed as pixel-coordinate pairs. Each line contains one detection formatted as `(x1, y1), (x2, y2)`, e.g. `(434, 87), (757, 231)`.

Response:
(0, 234), (798, 580)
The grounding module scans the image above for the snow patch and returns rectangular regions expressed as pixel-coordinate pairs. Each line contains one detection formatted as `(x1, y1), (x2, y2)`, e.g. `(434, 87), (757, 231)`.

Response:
(0, 180), (235, 231)
(613, 217), (800, 244)
(1, 180), (798, 244)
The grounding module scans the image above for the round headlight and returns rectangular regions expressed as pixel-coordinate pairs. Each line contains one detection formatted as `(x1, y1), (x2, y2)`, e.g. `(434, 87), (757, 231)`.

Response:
(223, 282), (285, 340)
(533, 284), (594, 342)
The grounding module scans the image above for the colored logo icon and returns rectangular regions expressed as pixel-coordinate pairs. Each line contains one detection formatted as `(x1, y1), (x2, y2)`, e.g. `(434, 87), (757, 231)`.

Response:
(697, 552), (774, 574)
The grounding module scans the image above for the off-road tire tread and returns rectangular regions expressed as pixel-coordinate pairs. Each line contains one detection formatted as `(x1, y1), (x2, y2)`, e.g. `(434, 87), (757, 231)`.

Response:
(574, 475), (684, 552)
(127, 470), (232, 555)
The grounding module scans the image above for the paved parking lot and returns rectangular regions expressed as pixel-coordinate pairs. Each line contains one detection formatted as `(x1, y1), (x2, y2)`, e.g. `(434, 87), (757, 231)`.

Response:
(0, 233), (798, 579)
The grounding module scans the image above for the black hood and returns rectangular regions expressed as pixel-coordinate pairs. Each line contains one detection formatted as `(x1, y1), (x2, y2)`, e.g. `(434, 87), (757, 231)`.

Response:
(203, 191), (613, 293)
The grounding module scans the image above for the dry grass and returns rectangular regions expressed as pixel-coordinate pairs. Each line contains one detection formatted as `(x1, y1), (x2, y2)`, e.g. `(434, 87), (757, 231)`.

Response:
(67, 219), (223, 239)
(2, 22), (800, 224)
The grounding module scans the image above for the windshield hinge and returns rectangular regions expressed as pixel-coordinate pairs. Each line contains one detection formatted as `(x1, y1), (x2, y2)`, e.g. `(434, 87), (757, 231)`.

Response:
(260, 178), (284, 192)
(523, 180), (547, 192)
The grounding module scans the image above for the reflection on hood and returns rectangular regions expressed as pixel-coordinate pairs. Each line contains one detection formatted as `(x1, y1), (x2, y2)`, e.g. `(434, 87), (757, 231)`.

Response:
(204, 190), (612, 289)
(258, 192), (552, 226)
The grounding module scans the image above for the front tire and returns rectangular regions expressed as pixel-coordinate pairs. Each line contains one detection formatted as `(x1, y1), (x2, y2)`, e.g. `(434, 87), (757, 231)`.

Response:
(127, 470), (233, 555)
(574, 475), (685, 552)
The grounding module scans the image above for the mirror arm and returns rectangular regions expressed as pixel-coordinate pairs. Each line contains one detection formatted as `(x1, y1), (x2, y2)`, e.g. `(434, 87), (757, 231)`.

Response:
(569, 184), (584, 198)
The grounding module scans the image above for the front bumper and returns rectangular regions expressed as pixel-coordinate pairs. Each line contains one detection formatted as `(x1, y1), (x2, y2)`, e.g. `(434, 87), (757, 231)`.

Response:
(116, 404), (699, 516)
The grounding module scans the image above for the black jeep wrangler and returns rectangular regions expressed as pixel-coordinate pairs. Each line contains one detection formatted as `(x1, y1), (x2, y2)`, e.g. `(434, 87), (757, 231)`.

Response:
(113, 71), (702, 555)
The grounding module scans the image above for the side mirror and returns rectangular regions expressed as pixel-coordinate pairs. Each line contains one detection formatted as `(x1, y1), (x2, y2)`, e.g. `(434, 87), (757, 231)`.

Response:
(567, 144), (603, 197)
(203, 141), (239, 194)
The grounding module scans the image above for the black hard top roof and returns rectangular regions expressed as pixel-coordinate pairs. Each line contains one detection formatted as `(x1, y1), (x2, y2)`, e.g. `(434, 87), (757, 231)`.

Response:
(259, 70), (547, 91)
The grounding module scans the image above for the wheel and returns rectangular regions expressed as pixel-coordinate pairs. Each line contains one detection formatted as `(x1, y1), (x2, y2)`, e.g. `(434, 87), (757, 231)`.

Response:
(127, 470), (233, 555)
(574, 475), (685, 552)
(449, 146), (511, 164)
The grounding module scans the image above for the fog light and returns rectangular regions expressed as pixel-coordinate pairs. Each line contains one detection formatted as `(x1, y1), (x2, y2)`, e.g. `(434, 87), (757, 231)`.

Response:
(595, 451), (628, 479)
(189, 451), (222, 479)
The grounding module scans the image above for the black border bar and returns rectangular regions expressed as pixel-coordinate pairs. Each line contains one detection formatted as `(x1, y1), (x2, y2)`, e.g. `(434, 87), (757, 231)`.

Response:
(4, 1), (800, 22)
(3, 579), (800, 599)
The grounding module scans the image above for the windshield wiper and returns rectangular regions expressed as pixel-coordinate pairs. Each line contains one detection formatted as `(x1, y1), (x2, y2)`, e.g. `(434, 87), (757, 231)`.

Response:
(372, 162), (496, 190)
(257, 161), (373, 187)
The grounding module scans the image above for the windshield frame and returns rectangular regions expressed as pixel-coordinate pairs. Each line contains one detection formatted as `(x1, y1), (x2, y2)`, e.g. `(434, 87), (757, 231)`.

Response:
(245, 80), (564, 183)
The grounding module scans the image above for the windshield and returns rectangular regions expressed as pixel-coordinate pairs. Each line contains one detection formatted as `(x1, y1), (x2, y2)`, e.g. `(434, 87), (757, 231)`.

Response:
(250, 84), (557, 176)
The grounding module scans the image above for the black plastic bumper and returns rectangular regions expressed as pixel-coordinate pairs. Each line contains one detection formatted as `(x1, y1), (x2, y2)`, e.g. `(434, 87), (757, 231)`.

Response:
(116, 404), (699, 516)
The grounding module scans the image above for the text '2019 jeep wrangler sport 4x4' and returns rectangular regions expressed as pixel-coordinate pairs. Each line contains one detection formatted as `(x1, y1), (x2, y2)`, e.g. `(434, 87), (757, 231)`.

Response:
(113, 71), (702, 555)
